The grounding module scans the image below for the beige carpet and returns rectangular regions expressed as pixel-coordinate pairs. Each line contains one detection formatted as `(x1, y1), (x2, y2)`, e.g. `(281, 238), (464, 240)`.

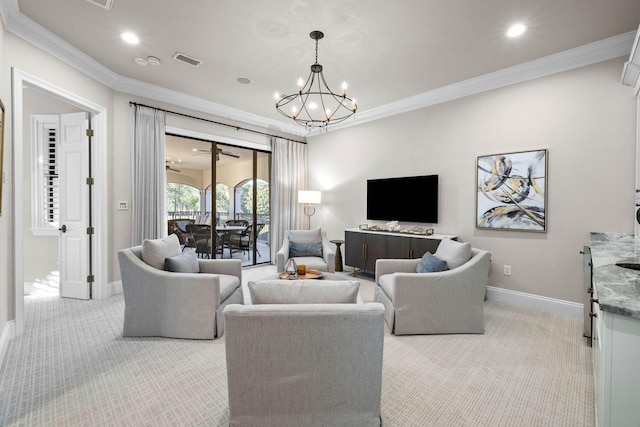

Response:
(0, 266), (594, 426)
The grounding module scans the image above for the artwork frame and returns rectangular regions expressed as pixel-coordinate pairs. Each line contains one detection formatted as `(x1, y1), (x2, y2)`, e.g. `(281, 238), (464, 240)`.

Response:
(0, 98), (4, 216)
(476, 149), (548, 232)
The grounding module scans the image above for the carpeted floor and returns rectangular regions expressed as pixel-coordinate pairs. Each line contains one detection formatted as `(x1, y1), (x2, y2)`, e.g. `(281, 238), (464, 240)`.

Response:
(0, 266), (594, 426)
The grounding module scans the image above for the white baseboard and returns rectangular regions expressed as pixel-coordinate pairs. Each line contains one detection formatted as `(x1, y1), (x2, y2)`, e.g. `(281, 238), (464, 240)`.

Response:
(93, 280), (123, 299)
(112, 280), (123, 295)
(0, 320), (16, 369)
(486, 286), (583, 320)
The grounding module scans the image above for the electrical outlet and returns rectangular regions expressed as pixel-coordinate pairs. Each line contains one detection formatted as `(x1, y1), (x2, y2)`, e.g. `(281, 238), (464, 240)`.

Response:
(504, 265), (512, 276)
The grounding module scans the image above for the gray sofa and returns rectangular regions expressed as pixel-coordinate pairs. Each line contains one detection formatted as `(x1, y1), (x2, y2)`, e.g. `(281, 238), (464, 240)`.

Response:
(224, 302), (385, 426)
(117, 244), (242, 339)
(375, 246), (491, 335)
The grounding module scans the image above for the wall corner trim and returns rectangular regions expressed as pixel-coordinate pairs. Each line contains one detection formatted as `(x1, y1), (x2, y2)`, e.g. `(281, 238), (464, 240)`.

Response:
(486, 286), (583, 320)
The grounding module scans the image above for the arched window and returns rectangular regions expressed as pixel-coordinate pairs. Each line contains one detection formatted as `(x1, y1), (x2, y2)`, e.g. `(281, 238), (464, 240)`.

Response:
(166, 183), (200, 219)
(204, 183), (231, 222)
(234, 178), (270, 223)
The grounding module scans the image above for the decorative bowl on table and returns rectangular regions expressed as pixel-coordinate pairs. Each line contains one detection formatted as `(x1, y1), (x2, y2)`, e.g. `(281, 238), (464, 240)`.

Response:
(278, 270), (323, 280)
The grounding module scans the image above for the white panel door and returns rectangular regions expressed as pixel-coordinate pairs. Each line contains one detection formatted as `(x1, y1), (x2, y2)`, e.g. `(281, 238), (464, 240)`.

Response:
(58, 112), (90, 300)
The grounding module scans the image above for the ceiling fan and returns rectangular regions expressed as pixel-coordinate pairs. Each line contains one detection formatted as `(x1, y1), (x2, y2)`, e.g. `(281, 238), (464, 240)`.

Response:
(193, 147), (240, 161)
(165, 161), (181, 172)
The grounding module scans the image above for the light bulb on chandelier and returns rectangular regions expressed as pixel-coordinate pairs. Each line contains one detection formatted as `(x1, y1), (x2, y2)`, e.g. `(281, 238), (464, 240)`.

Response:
(274, 30), (357, 129)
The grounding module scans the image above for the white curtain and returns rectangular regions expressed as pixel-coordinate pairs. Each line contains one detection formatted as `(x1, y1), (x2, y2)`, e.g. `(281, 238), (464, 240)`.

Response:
(131, 105), (166, 245)
(270, 137), (307, 260)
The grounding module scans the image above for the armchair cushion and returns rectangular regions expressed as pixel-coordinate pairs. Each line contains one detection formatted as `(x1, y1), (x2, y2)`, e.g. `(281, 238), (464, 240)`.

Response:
(289, 228), (322, 243)
(164, 251), (200, 273)
(416, 252), (449, 273)
(248, 280), (360, 304)
(141, 233), (181, 270)
(434, 238), (472, 270)
(289, 239), (323, 257)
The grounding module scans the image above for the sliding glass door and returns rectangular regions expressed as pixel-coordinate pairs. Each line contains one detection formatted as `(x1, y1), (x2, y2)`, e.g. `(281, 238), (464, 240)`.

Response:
(165, 134), (271, 266)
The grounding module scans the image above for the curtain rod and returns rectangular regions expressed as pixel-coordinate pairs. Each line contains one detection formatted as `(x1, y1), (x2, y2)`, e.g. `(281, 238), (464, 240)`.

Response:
(129, 102), (306, 144)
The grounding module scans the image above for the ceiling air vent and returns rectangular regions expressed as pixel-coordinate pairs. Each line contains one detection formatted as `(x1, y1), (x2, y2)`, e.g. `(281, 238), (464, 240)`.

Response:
(85, 0), (114, 10)
(173, 52), (203, 67)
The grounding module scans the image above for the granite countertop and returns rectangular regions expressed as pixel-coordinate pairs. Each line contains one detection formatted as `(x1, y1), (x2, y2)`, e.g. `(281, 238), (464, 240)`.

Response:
(590, 232), (640, 318)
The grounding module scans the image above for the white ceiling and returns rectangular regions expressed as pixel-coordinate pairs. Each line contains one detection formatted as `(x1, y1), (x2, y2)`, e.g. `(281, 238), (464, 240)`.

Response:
(5, 0), (640, 137)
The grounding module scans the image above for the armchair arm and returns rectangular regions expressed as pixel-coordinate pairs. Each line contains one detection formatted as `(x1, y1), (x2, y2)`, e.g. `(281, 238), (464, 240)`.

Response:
(198, 258), (242, 280)
(391, 250), (491, 310)
(276, 239), (290, 272)
(118, 249), (223, 306)
(375, 259), (420, 283)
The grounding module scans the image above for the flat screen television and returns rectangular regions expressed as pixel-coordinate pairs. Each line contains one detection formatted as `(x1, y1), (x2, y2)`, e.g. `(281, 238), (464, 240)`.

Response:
(367, 174), (438, 223)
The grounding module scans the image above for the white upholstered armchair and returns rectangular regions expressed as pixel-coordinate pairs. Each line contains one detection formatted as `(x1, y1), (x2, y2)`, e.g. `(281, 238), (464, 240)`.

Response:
(117, 234), (243, 339)
(375, 239), (491, 335)
(276, 228), (335, 273)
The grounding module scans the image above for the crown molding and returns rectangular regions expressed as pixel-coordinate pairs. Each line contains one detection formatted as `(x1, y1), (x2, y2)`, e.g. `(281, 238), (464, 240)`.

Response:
(0, 0), (305, 137)
(113, 75), (307, 137)
(308, 30), (636, 136)
(2, 0), (635, 138)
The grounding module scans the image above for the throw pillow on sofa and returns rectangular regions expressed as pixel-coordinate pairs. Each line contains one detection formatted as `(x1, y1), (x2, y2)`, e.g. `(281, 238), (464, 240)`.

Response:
(416, 252), (449, 273)
(141, 233), (181, 270)
(164, 251), (200, 273)
(434, 238), (472, 270)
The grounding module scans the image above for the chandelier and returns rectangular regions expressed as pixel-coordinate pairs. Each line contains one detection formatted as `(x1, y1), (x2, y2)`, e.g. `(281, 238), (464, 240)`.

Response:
(274, 30), (357, 129)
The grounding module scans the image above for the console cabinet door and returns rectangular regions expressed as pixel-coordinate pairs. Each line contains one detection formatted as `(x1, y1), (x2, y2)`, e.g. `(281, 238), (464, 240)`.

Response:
(365, 234), (386, 272)
(411, 237), (440, 258)
(386, 236), (411, 259)
(345, 230), (445, 271)
(345, 231), (365, 270)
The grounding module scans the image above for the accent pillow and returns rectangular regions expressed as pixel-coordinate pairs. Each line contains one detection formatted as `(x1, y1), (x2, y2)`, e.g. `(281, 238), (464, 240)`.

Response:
(416, 252), (449, 273)
(434, 238), (472, 270)
(141, 234), (181, 270)
(289, 240), (323, 257)
(248, 280), (360, 304)
(164, 251), (200, 273)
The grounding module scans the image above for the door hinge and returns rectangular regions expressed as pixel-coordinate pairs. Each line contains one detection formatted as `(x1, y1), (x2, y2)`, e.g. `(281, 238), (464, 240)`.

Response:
(86, 177), (94, 185)
(87, 275), (95, 283)
(86, 129), (94, 137)
(87, 227), (95, 235)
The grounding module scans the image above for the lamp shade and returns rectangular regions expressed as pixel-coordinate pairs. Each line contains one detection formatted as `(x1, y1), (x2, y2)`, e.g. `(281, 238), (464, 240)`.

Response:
(298, 190), (321, 204)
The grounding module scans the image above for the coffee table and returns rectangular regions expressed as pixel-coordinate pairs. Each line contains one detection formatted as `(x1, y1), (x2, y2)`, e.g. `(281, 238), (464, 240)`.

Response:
(258, 271), (352, 281)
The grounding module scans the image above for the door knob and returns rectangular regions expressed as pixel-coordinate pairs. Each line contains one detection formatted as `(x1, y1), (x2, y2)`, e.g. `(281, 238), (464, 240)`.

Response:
(59, 225), (67, 233)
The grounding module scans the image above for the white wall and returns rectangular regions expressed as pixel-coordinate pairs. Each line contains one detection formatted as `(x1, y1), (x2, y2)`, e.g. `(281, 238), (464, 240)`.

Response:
(308, 57), (636, 304)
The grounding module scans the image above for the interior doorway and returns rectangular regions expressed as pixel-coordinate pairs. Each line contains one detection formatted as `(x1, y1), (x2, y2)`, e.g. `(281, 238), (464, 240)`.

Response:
(11, 68), (108, 337)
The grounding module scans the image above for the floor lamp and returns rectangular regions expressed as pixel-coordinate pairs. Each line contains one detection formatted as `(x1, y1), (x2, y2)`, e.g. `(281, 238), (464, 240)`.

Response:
(298, 190), (321, 230)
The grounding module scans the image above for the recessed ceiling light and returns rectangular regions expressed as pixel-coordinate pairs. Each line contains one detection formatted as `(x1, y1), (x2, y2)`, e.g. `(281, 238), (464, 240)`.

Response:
(134, 56), (148, 66)
(236, 77), (252, 85)
(121, 32), (140, 44)
(147, 56), (160, 66)
(506, 23), (527, 38)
